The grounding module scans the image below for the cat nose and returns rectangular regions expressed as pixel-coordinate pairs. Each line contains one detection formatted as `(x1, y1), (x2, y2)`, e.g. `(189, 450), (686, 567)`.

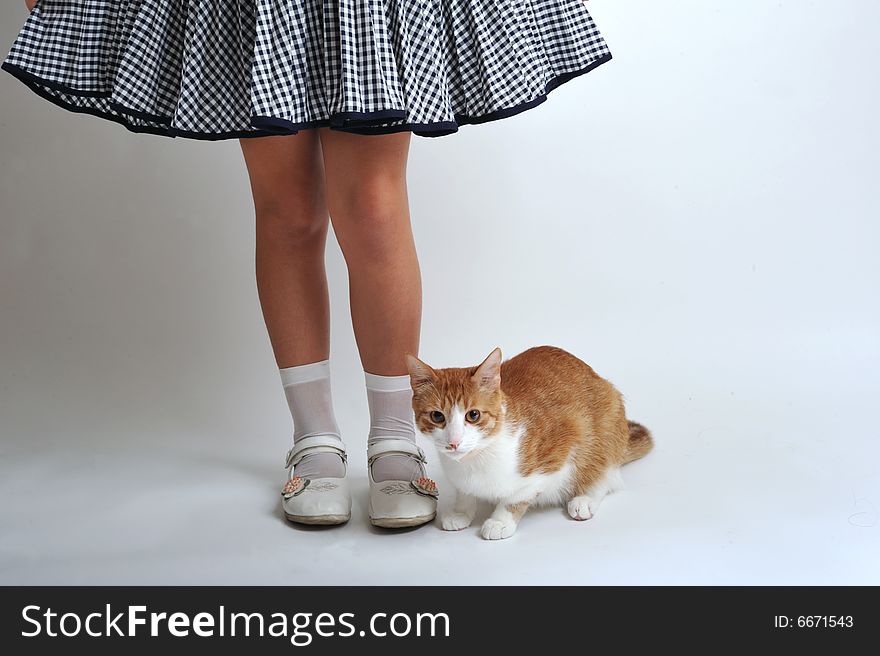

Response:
(447, 440), (460, 450)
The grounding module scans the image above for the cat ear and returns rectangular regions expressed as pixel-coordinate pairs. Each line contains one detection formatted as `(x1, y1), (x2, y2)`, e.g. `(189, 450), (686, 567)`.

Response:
(404, 353), (435, 390)
(472, 347), (502, 390)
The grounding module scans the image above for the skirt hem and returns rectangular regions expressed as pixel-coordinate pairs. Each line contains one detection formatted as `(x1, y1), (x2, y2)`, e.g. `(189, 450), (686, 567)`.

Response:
(1, 53), (611, 140)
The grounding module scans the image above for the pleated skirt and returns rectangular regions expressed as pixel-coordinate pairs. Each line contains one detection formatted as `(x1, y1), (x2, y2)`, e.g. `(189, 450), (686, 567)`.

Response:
(2, 1), (612, 139)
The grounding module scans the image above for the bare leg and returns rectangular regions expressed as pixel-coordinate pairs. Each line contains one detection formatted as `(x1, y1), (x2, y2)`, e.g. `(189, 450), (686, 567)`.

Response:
(317, 129), (421, 376)
(239, 133), (331, 368)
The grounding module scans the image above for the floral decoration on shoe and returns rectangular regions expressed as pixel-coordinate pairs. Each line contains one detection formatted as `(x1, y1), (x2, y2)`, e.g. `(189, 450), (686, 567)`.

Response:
(281, 476), (309, 499)
(411, 476), (439, 499)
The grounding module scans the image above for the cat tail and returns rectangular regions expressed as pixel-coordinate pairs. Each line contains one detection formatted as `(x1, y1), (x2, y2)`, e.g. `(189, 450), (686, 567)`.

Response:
(623, 421), (653, 463)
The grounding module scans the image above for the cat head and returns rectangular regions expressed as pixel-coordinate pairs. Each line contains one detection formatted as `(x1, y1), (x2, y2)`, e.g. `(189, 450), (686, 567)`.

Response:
(404, 347), (505, 461)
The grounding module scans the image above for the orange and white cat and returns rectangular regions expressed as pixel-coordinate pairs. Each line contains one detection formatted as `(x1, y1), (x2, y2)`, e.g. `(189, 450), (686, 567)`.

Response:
(405, 345), (652, 540)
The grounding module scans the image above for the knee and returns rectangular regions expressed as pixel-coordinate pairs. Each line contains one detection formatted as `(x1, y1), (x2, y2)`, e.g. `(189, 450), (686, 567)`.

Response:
(254, 196), (327, 249)
(331, 177), (408, 262)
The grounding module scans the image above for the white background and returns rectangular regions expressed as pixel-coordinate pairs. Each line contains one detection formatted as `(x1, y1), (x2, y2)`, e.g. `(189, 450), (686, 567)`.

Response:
(1, 1), (878, 584)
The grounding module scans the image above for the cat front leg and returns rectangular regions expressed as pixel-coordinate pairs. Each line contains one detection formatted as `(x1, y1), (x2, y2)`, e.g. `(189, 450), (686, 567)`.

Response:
(481, 500), (530, 540)
(440, 491), (477, 531)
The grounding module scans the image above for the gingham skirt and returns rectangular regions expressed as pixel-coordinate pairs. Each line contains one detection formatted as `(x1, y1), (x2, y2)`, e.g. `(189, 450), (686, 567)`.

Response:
(2, 1), (611, 140)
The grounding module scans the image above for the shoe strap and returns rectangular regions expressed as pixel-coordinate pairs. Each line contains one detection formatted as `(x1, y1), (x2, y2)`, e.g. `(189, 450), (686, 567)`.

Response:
(367, 437), (426, 466)
(285, 435), (347, 469)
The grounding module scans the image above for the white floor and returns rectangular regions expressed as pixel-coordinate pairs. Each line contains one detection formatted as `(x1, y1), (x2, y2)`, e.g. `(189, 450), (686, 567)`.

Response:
(1, 1), (879, 584)
(1, 352), (878, 585)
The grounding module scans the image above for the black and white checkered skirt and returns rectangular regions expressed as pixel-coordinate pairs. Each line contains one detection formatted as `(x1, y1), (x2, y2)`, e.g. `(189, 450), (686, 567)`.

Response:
(2, 1), (611, 140)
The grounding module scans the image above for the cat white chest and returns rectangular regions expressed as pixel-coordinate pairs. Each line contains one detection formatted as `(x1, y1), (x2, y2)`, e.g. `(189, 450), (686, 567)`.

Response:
(437, 422), (573, 505)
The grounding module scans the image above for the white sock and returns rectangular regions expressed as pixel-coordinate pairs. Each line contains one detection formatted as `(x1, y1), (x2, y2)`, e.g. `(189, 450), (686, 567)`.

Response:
(365, 371), (423, 483)
(280, 359), (345, 480)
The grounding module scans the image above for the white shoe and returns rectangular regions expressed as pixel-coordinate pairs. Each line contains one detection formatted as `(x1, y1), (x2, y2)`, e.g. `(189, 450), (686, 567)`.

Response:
(367, 437), (438, 528)
(281, 435), (352, 526)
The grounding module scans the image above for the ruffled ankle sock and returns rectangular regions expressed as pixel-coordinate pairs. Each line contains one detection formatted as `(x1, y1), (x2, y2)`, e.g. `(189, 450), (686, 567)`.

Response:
(364, 371), (422, 483)
(280, 359), (346, 480)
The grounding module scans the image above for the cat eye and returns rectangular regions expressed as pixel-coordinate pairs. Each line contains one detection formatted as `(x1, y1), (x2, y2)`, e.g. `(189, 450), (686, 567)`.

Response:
(429, 410), (445, 424)
(466, 409), (481, 422)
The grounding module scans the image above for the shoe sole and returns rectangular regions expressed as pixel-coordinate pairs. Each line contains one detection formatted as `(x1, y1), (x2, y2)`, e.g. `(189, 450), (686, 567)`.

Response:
(369, 512), (436, 529)
(284, 512), (351, 526)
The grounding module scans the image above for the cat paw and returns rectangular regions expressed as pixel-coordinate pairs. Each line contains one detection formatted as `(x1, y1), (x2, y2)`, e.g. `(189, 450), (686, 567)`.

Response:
(441, 512), (474, 531)
(567, 496), (595, 521)
(480, 518), (517, 540)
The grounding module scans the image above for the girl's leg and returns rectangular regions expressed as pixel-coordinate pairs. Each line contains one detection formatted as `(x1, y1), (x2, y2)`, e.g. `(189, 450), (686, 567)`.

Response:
(317, 129), (421, 376)
(239, 133), (330, 368)
(239, 134), (346, 489)
(318, 130), (428, 499)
